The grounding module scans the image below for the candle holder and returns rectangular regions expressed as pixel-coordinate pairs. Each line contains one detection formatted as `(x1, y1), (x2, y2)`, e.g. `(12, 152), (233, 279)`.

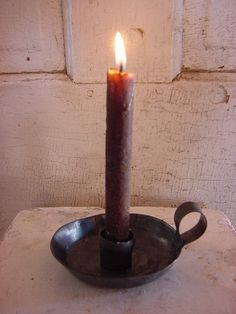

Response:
(100, 229), (135, 271)
(50, 202), (207, 288)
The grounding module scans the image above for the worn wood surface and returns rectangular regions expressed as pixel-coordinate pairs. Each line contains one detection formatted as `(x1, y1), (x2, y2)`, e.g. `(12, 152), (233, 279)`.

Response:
(63, 0), (183, 83)
(0, 74), (236, 237)
(0, 0), (65, 73)
(184, 0), (236, 71)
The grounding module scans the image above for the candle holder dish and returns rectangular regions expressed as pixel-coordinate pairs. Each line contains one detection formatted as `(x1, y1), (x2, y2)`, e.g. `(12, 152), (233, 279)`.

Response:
(50, 202), (207, 288)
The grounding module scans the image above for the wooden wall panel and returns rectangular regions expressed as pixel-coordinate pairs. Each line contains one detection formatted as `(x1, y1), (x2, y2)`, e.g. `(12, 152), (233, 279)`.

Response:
(184, 0), (236, 71)
(0, 0), (65, 73)
(63, 0), (183, 83)
(1, 0), (236, 238)
(0, 75), (236, 236)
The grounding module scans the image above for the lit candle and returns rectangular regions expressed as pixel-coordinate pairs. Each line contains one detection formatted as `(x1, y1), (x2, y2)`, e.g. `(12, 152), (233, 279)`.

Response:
(105, 32), (135, 242)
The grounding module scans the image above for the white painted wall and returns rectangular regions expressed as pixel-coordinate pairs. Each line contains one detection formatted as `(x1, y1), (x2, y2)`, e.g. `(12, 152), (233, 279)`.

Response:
(63, 0), (183, 83)
(0, 0), (65, 73)
(184, 0), (236, 71)
(0, 0), (236, 237)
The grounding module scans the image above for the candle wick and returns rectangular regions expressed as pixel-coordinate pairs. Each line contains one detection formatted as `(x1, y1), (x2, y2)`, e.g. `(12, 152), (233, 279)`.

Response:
(119, 63), (123, 73)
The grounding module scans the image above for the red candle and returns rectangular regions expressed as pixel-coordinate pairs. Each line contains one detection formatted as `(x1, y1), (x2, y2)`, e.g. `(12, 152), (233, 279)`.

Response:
(105, 33), (135, 242)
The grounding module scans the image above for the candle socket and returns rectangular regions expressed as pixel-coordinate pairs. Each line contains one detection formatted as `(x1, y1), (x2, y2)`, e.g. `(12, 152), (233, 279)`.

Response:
(100, 229), (135, 272)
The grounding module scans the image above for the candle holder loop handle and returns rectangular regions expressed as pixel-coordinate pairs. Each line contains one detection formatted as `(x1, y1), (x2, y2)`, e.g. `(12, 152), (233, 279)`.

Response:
(174, 202), (207, 246)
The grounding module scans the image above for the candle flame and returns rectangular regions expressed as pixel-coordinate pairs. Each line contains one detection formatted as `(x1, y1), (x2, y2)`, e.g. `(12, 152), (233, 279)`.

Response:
(115, 32), (127, 71)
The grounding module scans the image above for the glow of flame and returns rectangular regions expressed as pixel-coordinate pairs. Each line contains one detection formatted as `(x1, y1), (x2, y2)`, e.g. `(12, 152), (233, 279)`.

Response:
(115, 32), (127, 71)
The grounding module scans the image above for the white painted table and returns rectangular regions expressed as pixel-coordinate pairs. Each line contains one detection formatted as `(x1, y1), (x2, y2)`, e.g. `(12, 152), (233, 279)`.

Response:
(0, 207), (236, 314)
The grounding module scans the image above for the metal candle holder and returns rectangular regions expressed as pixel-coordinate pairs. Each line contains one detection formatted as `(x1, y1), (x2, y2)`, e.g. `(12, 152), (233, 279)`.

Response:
(50, 202), (207, 288)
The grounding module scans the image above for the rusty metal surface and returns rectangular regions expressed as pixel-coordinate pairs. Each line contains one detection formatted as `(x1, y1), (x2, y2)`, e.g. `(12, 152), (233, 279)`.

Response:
(50, 202), (207, 288)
